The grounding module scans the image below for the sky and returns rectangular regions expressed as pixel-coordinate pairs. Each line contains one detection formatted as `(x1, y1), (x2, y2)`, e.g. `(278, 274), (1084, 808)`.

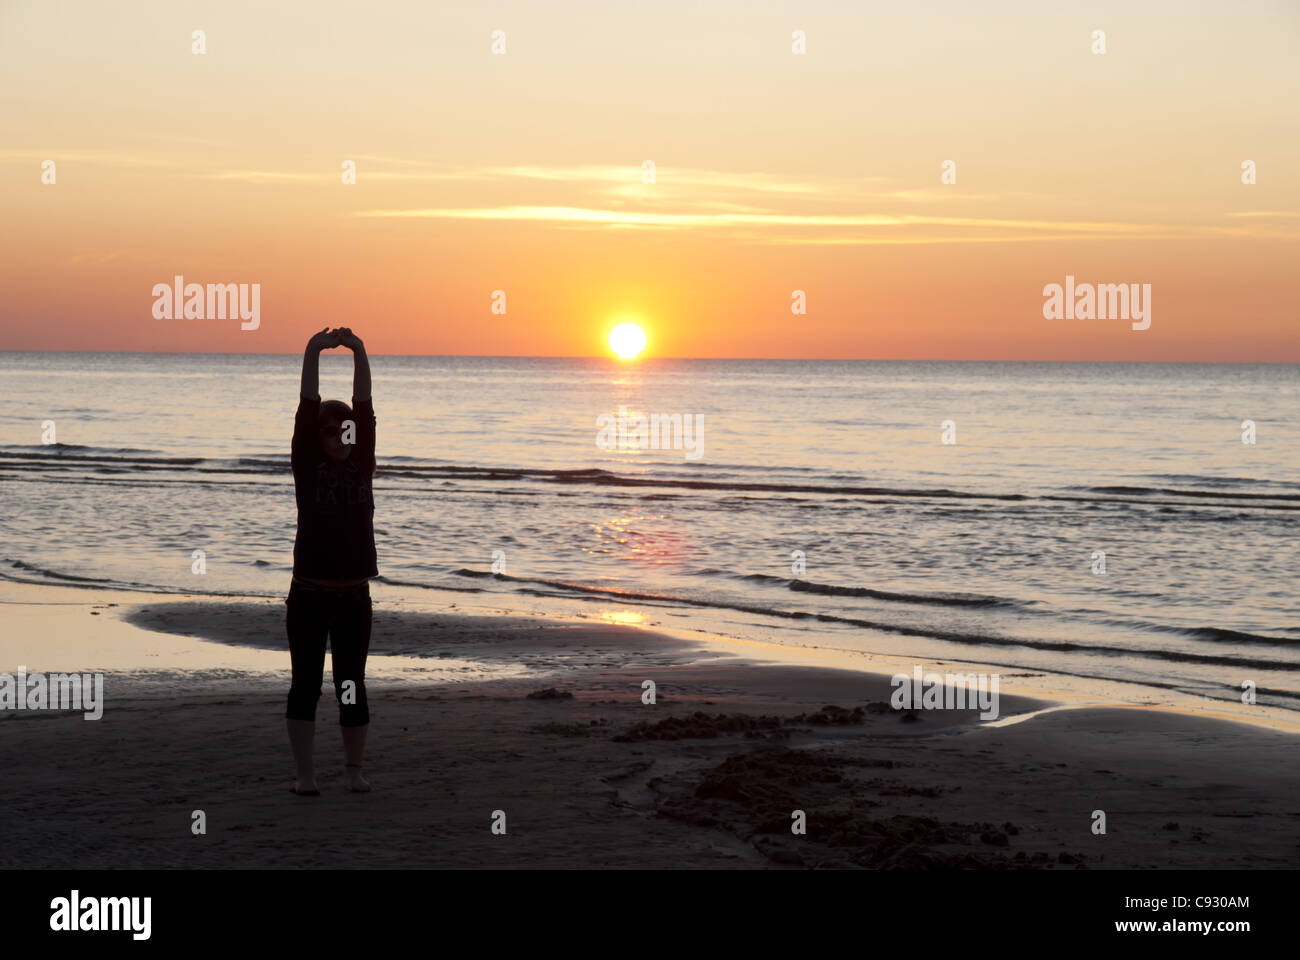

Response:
(1, 0), (1297, 359)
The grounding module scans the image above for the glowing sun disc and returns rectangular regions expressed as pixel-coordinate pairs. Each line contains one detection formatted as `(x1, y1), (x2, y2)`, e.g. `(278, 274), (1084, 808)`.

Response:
(609, 323), (647, 359)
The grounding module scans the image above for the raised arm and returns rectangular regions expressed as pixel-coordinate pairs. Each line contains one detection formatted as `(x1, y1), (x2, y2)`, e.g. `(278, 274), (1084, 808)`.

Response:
(300, 327), (340, 399)
(335, 327), (370, 402)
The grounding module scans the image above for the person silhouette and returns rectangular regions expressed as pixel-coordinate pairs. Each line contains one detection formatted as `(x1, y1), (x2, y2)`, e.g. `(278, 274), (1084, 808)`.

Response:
(285, 326), (377, 795)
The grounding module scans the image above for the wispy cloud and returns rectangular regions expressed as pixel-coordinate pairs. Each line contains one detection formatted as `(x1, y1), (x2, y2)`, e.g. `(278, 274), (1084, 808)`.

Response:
(352, 202), (1300, 244)
(194, 163), (855, 194)
(355, 204), (1163, 231)
(57, 151), (1292, 245)
(750, 232), (1186, 246)
(493, 165), (842, 195)
(0, 148), (175, 168)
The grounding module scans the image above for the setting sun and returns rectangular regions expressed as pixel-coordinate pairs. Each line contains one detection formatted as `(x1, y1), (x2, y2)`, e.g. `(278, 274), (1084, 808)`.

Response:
(608, 322), (647, 359)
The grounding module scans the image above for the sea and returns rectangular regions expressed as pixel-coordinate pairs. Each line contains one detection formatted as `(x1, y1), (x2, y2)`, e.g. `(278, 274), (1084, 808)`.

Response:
(2, 352), (1297, 713)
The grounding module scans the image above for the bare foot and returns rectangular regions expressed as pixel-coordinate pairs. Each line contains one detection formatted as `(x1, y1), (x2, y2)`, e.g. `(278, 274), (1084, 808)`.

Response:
(291, 777), (320, 797)
(344, 766), (371, 793)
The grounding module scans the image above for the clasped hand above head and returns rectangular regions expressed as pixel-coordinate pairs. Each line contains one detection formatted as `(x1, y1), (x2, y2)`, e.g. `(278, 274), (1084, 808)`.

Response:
(308, 327), (364, 353)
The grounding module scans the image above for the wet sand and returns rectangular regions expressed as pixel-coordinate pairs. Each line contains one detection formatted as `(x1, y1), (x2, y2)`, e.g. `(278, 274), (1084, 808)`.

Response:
(1, 579), (1297, 869)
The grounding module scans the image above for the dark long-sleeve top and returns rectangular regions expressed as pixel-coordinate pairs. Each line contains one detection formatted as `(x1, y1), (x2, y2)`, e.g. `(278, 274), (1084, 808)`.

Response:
(290, 394), (378, 580)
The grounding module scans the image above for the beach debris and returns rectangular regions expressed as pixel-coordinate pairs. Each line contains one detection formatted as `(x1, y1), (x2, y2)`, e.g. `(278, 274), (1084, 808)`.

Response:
(525, 687), (573, 700)
(613, 711), (785, 742)
(600, 759), (655, 783)
(655, 745), (1064, 870)
(529, 719), (609, 737)
(614, 702), (899, 742)
(791, 704), (867, 725)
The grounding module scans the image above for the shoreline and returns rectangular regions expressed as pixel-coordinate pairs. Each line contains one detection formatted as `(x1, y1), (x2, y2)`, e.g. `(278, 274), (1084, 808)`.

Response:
(2, 577), (1298, 868)
(3, 572), (1295, 734)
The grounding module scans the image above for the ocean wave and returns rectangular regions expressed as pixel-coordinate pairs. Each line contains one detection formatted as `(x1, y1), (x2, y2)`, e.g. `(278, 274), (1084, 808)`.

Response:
(729, 571), (1019, 607)
(0, 559), (279, 599)
(1086, 614), (1300, 646)
(787, 578), (1022, 607)
(374, 575), (486, 594)
(1079, 484), (1300, 502)
(1142, 474), (1300, 490)
(7, 446), (1299, 510)
(6, 559), (118, 584)
(441, 568), (1296, 670)
(0, 448), (203, 467)
(0, 443), (166, 456)
(1176, 625), (1300, 645)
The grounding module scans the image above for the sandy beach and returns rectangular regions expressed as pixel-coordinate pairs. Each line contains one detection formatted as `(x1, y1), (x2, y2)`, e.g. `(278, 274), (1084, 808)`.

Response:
(2, 577), (1296, 870)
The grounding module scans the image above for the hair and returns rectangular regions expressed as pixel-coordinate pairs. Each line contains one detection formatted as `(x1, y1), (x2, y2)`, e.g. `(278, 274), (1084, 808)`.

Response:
(319, 399), (352, 423)
(318, 399), (376, 477)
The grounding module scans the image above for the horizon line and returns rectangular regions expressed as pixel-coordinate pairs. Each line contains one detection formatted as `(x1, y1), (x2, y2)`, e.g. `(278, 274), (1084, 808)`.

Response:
(2, 348), (1297, 365)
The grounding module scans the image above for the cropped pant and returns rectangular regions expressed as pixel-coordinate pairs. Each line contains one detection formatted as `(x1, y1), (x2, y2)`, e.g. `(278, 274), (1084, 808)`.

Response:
(285, 579), (372, 726)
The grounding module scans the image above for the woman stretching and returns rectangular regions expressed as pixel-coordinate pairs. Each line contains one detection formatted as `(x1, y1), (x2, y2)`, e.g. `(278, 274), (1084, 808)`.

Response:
(286, 326), (376, 795)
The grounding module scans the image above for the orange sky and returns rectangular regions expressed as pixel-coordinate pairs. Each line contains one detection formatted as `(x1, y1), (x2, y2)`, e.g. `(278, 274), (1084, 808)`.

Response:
(1, 0), (1297, 359)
